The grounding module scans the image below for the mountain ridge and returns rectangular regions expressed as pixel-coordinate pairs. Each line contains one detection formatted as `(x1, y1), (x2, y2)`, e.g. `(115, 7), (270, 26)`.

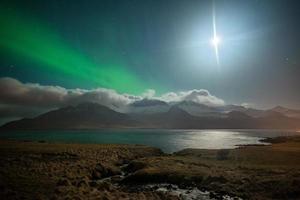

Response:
(1, 102), (299, 130)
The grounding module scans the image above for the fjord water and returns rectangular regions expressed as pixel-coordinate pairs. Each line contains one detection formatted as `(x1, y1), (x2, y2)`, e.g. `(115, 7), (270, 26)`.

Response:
(0, 129), (299, 153)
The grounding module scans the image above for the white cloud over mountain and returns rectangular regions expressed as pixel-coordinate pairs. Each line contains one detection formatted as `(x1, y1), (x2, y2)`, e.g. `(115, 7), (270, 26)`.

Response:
(0, 77), (226, 124)
(160, 89), (225, 107)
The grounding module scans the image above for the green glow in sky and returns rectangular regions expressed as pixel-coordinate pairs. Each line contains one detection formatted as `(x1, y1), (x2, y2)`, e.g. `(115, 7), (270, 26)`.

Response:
(0, 7), (151, 94)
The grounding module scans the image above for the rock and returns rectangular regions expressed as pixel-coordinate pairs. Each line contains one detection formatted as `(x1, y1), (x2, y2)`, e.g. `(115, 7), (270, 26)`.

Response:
(54, 187), (65, 194)
(97, 182), (113, 191)
(92, 163), (111, 179)
(209, 192), (219, 199)
(114, 159), (126, 166)
(166, 184), (173, 190)
(36, 194), (48, 200)
(95, 163), (108, 175)
(77, 179), (88, 187)
(72, 197), (82, 200)
(102, 196), (110, 200)
(153, 185), (159, 190)
(205, 175), (227, 184)
(110, 175), (123, 183)
(106, 166), (121, 176)
(92, 163), (121, 180)
(56, 178), (71, 186)
(91, 170), (102, 180)
(88, 180), (114, 191)
(89, 181), (98, 187)
(123, 161), (147, 173)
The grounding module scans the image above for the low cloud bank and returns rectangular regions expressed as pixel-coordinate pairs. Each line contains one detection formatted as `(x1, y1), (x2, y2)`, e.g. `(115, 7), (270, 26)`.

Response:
(160, 89), (225, 107)
(0, 77), (137, 109)
(0, 77), (226, 125)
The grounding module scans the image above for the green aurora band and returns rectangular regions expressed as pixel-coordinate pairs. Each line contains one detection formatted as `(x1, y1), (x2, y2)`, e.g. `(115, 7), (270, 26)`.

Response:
(0, 7), (156, 94)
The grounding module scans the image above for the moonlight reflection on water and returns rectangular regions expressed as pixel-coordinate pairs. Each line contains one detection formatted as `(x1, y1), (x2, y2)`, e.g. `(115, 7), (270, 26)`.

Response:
(0, 129), (299, 153)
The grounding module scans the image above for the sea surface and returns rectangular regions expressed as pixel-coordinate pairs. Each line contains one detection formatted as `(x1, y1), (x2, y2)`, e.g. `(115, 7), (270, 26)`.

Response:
(0, 129), (299, 153)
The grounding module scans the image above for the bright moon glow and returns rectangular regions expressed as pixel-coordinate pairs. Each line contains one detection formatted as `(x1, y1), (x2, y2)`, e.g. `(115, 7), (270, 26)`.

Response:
(212, 1), (220, 66)
(211, 36), (221, 47)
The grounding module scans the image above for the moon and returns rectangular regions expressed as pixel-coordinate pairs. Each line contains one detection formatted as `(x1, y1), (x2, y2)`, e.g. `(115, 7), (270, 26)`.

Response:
(211, 34), (221, 66)
(211, 1), (221, 66)
(211, 36), (221, 47)
(211, 6), (221, 66)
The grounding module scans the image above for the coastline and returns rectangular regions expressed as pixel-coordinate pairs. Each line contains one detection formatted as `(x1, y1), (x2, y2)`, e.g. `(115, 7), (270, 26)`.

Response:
(1, 136), (300, 199)
(1, 129), (299, 154)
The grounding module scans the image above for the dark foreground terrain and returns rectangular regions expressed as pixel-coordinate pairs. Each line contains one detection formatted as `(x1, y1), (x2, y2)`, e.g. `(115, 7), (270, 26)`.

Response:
(0, 136), (300, 200)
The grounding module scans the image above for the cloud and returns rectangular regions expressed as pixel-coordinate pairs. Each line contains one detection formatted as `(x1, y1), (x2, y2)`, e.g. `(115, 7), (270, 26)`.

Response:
(0, 77), (138, 110)
(0, 77), (226, 124)
(241, 103), (254, 109)
(142, 89), (156, 98)
(0, 77), (68, 107)
(159, 89), (225, 107)
(0, 77), (141, 124)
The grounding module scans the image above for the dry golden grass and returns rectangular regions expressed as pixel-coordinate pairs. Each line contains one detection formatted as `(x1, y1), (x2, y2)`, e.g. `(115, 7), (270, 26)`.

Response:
(0, 140), (171, 200)
(1, 137), (300, 199)
(123, 137), (300, 199)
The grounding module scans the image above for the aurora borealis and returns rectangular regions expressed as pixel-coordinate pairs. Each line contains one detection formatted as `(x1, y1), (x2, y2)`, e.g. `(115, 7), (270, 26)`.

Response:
(1, 0), (300, 109)
(0, 5), (154, 94)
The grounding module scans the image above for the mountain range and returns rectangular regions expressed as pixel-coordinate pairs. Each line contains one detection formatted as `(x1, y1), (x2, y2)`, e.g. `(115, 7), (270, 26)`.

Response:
(1, 100), (300, 130)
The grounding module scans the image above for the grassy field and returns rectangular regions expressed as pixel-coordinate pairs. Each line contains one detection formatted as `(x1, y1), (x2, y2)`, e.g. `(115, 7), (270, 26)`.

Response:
(0, 141), (174, 200)
(124, 137), (300, 199)
(0, 137), (300, 199)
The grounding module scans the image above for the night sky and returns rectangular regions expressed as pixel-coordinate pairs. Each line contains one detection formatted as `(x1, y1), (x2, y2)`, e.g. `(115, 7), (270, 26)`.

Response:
(1, 0), (300, 109)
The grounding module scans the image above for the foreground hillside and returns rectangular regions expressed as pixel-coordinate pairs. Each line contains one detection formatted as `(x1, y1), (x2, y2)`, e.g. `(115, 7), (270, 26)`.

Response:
(1, 102), (300, 130)
(1, 137), (300, 199)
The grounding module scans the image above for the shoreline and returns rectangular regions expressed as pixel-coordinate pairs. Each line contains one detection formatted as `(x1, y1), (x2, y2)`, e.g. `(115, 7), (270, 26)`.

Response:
(1, 136), (300, 199)
(1, 129), (299, 154)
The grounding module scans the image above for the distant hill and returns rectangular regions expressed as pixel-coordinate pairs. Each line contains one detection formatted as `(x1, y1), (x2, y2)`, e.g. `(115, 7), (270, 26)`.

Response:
(175, 101), (220, 116)
(271, 106), (300, 119)
(130, 99), (168, 107)
(1, 102), (300, 130)
(128, 99), (300, 119)
(1, 103), (138, 130)
(126, 99), (170, 114)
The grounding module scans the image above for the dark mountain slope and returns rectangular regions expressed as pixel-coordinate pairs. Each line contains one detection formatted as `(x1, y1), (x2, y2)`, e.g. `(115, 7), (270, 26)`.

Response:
(1, 103), (137, 130)
(1, 103), (300, 130)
